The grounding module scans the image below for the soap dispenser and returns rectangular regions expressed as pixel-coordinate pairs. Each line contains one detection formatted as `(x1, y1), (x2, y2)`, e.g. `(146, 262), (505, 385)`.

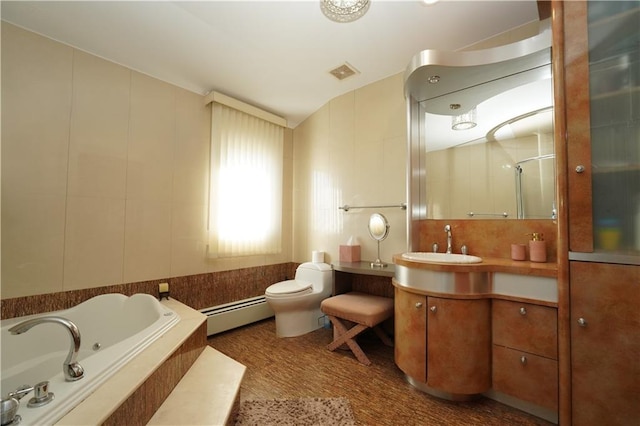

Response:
(529, 233), (547, 263)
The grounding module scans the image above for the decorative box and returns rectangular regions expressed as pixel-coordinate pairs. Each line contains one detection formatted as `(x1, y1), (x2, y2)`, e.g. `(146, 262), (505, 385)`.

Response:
(339, 245), (361, 263)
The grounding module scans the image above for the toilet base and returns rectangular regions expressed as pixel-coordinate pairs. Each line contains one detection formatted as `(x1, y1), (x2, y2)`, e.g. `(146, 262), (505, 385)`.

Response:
(274, 307), (326, 338)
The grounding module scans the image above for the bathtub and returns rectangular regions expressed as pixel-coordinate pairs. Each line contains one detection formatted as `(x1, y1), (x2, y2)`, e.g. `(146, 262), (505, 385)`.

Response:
(1, 293), (179, 426)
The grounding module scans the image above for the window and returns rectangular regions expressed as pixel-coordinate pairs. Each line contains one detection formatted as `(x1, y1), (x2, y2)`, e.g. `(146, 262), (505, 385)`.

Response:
(207, 96), (285, 257)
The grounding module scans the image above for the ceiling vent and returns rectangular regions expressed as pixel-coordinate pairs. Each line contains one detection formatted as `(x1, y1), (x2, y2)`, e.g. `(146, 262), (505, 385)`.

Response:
(329, 62), (359, 81)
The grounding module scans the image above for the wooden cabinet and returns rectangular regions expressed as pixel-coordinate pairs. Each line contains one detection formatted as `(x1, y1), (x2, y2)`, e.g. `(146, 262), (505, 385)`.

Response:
(394, 287), (426, 382)
(426, 297), (491, 395)
(394, 286), (491, 396)
(492, 300), (558, 411)
(570, 262), (640, 425)
(561, 1), (640, 424)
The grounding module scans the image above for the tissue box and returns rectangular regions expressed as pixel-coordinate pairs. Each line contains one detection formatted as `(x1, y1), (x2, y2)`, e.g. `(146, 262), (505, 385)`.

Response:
(339, 245), (361, 262)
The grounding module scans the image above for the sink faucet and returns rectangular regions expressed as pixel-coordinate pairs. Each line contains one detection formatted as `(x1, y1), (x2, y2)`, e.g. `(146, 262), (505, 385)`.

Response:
(444, 224), (453, 254)
(9, 316), (85, 382)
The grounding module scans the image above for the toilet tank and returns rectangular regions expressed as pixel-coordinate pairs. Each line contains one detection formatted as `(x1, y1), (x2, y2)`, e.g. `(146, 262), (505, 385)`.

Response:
(295, 262), (333, 292)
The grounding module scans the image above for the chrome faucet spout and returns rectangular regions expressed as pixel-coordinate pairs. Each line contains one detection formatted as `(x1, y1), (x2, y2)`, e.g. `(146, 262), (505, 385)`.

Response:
(444, 224), (453, 254)
(9, 316), (84, 382)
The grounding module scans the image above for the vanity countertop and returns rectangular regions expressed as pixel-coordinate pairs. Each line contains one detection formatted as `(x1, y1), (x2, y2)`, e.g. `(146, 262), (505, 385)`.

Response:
(333, 261), (395, 277)
(393, 254), (557, 278)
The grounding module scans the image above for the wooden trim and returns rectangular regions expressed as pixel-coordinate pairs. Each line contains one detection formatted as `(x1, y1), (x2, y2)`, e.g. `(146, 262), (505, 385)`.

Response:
(551, 0), (571, 424)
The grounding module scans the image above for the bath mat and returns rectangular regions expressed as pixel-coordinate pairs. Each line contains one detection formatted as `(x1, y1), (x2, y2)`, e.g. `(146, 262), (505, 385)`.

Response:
(235, 397), (356, 426)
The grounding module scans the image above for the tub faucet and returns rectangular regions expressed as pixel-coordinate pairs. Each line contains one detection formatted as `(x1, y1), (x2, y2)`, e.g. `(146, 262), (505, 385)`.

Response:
(9, 316), (85, 382)
(7, 384), (33, 401)
(444, 224), (453, 254)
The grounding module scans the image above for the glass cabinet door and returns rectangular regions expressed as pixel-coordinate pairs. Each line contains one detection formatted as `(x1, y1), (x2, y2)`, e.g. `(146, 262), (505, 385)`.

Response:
(588, 1), (640, 254)
(566, 0), (640, 256)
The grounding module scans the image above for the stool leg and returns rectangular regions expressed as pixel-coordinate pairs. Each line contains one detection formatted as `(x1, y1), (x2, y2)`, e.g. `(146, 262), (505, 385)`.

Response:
(373, 325), (394, 347)
(326, 316), (371, 366)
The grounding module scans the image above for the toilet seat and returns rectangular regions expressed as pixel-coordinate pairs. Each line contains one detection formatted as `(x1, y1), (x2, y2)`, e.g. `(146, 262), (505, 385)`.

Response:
(266, 280), (312, 297)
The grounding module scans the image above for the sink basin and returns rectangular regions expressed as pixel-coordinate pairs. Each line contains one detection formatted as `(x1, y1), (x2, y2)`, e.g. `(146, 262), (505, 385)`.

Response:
(401, 252), (483, 264)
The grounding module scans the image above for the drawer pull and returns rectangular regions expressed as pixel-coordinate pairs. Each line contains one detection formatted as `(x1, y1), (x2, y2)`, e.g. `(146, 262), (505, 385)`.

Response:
(520, 355), (527, 365)
(519, 307), (527, 316)
(575, 165), (585, 173)
(415, 302), (423, 309)
(430, 306), (437, 313)
(577, 317), (587, 327)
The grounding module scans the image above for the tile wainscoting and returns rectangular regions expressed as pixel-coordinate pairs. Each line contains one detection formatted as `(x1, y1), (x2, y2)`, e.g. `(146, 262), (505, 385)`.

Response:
(1, 262), (297, 319)
(104, 321), (207, 425)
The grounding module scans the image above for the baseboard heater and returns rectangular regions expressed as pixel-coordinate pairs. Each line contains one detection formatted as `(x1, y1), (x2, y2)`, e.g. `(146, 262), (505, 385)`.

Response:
(201, 295), (274, 336)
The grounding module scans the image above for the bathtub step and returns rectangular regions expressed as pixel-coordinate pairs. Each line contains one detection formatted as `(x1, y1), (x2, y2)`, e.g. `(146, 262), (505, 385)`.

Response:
(147, 346), (246, 426)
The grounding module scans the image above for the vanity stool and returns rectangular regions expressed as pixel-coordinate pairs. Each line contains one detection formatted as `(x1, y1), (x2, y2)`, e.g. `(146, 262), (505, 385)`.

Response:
(320, 292), (394, 366)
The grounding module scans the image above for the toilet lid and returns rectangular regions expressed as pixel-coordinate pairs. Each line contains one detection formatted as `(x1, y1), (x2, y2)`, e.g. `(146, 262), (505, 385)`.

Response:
(266, 280), (312, 297)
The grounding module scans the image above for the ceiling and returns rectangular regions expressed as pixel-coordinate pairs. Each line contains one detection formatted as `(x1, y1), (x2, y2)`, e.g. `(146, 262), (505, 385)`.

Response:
(1, 1), (542, 128)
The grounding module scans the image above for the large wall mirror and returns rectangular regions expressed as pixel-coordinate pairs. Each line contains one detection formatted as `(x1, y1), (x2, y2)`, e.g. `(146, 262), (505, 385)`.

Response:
(405, 24), (555, 226)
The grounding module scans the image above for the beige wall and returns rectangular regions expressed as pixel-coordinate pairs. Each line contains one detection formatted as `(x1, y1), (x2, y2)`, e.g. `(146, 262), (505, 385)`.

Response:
(1, 23), (293, 298)
(292, 73), (408, 265)
(1, 20), (539, 300)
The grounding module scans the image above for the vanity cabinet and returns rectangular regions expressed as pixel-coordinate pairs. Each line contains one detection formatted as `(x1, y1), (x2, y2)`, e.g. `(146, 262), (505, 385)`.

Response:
(491, 300), (558, 411)
(570, 262), (639, 425)
(394, 287), (491, 396)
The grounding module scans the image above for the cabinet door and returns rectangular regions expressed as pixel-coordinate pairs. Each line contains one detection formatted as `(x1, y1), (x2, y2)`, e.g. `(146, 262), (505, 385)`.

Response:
(427, 297), (491, 394)
(394, 287), (426, 382)
(564, 0), (640, 253)
(571, 261), (640, 425)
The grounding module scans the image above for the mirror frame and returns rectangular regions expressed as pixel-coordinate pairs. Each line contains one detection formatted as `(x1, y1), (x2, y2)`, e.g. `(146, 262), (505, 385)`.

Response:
(368, 213), (390, 241)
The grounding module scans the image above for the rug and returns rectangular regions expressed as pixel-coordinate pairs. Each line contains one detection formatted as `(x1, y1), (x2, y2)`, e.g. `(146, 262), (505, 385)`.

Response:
(235, 397), (357, 426)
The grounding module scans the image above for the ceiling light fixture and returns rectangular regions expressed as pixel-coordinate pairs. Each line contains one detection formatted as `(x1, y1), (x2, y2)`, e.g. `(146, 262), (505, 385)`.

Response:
(452, 107), (478, 131)
(320, 0), (370, 23)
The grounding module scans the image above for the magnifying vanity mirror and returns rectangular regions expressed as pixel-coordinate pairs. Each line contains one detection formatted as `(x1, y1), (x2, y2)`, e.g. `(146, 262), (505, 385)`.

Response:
(405, 23), (556, 222)
(368, 213), (390, 268)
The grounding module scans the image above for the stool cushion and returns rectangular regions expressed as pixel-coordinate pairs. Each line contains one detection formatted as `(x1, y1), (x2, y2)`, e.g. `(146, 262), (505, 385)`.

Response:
(321, 292), (393, 328)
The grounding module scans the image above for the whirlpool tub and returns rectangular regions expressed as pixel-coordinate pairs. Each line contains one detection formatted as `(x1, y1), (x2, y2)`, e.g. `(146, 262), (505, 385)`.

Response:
(0, 293), (179, 425)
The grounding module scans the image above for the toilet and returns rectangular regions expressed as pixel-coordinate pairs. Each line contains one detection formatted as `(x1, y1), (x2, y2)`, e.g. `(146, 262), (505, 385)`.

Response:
(265, 262), (333, 337)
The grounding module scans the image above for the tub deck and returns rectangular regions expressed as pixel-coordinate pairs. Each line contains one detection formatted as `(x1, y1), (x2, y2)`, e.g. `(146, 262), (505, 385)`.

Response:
(148, 346), (246, 425)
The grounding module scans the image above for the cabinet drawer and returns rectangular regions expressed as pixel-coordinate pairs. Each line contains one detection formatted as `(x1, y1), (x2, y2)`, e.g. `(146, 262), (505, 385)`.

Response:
(492, 299), (557, 359)
(493, 345), (558, 411)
